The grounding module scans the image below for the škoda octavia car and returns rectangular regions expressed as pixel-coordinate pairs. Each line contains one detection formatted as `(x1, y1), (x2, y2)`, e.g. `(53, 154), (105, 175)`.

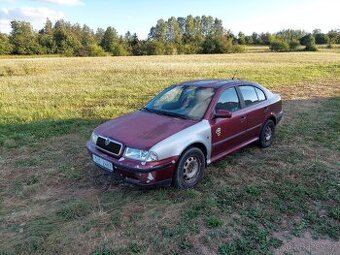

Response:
(86, 80), (283, 188)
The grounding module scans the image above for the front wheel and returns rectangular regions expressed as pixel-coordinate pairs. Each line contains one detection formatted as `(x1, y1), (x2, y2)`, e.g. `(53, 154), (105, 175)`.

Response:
(259, 119), (275, 148)
(173, 147), (206, 189)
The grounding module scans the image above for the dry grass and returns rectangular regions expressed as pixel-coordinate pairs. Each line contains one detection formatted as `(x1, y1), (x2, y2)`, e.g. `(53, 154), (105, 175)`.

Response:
(0, 52), (339, 254)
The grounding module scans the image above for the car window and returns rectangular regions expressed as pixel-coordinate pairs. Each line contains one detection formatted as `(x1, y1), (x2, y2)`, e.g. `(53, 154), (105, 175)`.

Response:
(215, 87), (241, 112)
(153, 86), (182, 108)
(255, 87), (266, 101)
(239, 85), (259, 106)
(145, 86), (215, 120)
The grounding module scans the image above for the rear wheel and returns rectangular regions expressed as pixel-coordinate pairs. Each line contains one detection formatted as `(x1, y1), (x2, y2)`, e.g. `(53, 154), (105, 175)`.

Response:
(173, 147), (205, 189)
(259, 119), (275, 148)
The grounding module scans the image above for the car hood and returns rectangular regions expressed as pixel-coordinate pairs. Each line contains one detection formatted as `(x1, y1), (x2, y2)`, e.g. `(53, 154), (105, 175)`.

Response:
(94, 110), (198, 150)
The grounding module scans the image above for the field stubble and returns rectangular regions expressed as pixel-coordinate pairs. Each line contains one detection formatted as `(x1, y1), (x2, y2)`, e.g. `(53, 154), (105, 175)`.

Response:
(0, 52), (339, 254)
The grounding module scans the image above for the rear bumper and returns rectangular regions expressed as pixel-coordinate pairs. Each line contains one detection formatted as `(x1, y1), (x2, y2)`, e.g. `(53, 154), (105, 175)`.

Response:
(86, 141), (177, 186)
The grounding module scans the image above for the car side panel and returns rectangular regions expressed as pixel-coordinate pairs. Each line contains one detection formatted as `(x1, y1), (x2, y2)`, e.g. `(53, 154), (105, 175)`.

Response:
(210, 108), (248, 160)
(149, 120), (212, 163)
(243, 101), (268, 140)
(268, 94), (283, 123)
(206, 83), (283, 163)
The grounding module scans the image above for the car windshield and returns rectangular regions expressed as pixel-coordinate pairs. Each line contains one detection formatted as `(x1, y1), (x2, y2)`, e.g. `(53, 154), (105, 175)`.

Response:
(144, 86), (215, 120)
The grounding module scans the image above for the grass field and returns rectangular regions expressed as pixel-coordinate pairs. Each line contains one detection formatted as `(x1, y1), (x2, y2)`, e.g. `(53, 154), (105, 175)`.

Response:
(0, 51), (339, 254)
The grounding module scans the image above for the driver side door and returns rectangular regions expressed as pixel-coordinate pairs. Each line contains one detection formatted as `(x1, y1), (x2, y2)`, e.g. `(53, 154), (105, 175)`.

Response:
(209, 87), (248, 161)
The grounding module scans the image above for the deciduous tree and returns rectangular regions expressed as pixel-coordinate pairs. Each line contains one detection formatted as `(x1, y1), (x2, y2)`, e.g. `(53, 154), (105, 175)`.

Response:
(10, 21), (41, 55)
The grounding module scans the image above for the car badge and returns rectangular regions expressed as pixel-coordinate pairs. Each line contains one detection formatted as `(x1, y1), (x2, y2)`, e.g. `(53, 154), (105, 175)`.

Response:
(105, 138), (110, 146)
(216, 127), (222, 137)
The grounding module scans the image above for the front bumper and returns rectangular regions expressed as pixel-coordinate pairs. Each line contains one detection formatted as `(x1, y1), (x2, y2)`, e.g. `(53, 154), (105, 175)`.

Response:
(86, 141), (177, 186)
(277, 110), (283, 124)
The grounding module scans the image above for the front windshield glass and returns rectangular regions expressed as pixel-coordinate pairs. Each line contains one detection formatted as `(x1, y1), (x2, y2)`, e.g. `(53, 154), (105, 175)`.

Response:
(144, 86), (215, 120)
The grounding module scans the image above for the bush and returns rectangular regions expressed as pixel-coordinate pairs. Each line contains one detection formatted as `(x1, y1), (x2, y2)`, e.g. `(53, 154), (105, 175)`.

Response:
(63, 47), (75, 57)
(0, 34), (13, 55)
(144, 41), (165, 55)
(306, 44), (318, 51)
(269, 40), (289, 52)
(315, 33), (329, 44)
(181, 43), (197, 54)
(200, 36), (243, 54)
(111, 44), (129, 56)
(200, 37), (223, 54)
(165, 44), (178, 55)
(289, 40), (301, 51)
(88, 44), (106, 57)
(232, 44), (246, 53)
(300, 34), (318, 51)
(88, 44), (106, 56)
(76, 44), (106, 57)
(327, 42), (334, 49)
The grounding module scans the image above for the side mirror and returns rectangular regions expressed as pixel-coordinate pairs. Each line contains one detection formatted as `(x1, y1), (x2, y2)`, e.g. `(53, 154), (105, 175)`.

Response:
(214, 109), (232, 119)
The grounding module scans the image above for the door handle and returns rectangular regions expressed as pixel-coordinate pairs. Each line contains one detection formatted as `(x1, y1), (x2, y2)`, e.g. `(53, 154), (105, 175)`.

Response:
(264, 106), (269, 112)
(240, 116), (246, 122)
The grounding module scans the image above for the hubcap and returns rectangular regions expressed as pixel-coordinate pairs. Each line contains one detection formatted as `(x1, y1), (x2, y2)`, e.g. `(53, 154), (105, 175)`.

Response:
(183, 156), (199, 182)
(265, 126), (272, 142)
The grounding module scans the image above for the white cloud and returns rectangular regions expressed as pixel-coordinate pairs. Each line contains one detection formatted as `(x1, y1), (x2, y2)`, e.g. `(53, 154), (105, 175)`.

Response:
(0, 19), (10, 32)
(36, 0), (84, 6)
(0, 7), (64, 33)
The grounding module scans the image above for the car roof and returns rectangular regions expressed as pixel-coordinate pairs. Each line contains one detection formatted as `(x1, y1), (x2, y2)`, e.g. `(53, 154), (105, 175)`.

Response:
(178, 79), (260, 89)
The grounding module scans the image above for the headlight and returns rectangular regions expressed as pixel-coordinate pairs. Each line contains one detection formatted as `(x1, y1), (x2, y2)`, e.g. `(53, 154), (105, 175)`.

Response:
(91, 132), (98, 144)
(124, 147), (158, 162)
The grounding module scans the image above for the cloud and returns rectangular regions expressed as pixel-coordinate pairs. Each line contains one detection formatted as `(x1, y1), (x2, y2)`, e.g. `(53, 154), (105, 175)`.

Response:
(0, 7), (64, 33)
(0, 19), (10, 33)
(35, 0), (85, 6)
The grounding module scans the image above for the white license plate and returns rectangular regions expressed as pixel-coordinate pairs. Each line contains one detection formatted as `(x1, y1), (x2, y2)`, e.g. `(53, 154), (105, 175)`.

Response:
(92, 154), (113, 172)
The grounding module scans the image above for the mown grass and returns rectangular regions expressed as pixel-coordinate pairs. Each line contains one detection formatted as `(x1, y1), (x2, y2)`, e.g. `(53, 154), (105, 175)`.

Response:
(0, 51), (339, 254)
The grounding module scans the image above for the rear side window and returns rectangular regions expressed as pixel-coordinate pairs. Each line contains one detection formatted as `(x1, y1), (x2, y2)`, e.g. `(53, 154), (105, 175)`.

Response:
(215, 87), (241, 112)
(255, 87), (266, 101)
(239, 85), (259, 106)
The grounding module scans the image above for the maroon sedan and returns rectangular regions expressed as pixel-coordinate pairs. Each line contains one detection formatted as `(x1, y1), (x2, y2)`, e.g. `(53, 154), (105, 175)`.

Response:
(86, 80), (282, 188)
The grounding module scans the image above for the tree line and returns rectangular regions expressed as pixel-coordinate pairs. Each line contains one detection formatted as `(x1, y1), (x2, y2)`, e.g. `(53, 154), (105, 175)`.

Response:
(0, 16), (339, 56)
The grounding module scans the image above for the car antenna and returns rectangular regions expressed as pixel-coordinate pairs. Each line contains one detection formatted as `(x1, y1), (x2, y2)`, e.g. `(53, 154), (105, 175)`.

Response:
(231, 69), (239, 80)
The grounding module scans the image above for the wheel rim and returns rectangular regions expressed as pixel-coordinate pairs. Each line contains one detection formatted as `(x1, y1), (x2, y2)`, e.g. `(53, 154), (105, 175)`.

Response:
(264, 125), (272, 142)
(183, 156), (199, 183)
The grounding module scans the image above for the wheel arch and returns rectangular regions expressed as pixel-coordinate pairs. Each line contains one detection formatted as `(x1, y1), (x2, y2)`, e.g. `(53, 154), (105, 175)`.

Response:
(267, 115), (277, 125)
(181, 142), (208, 165)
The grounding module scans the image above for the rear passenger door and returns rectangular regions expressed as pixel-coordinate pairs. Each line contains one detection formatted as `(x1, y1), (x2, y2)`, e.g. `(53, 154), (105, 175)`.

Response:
(237, 85), (267, 140)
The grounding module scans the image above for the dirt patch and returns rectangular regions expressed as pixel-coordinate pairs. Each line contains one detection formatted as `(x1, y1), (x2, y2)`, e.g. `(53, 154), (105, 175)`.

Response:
(274, 81), (340, 101)
(275, 232), (340, 255)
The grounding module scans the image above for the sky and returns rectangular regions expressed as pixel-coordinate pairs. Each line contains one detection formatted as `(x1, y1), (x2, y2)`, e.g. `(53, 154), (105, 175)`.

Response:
(0, 0), (339, 37)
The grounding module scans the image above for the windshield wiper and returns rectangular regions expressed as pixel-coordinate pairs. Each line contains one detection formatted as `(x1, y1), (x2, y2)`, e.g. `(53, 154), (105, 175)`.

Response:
(141, 107), (152, 113)
(142, 107), (191, 120)
(157, 110), (191, 120)
(141, 107), (164, 116)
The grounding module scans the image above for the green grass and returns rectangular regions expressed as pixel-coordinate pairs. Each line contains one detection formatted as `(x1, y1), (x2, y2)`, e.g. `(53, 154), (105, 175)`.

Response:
(57, 200), (92, 220)
(0, 51), (339, 254)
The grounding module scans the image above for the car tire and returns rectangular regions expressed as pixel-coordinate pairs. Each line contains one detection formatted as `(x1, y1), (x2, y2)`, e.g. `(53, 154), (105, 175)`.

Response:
(173, 147), (206, 189)
(259, 119), (275, 148)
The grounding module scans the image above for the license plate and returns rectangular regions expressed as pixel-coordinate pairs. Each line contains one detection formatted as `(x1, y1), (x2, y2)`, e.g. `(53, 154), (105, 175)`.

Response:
(92, 154), (113, 172)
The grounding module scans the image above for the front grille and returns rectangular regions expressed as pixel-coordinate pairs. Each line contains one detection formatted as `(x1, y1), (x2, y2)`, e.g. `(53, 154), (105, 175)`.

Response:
(96, 136), (122, 156)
